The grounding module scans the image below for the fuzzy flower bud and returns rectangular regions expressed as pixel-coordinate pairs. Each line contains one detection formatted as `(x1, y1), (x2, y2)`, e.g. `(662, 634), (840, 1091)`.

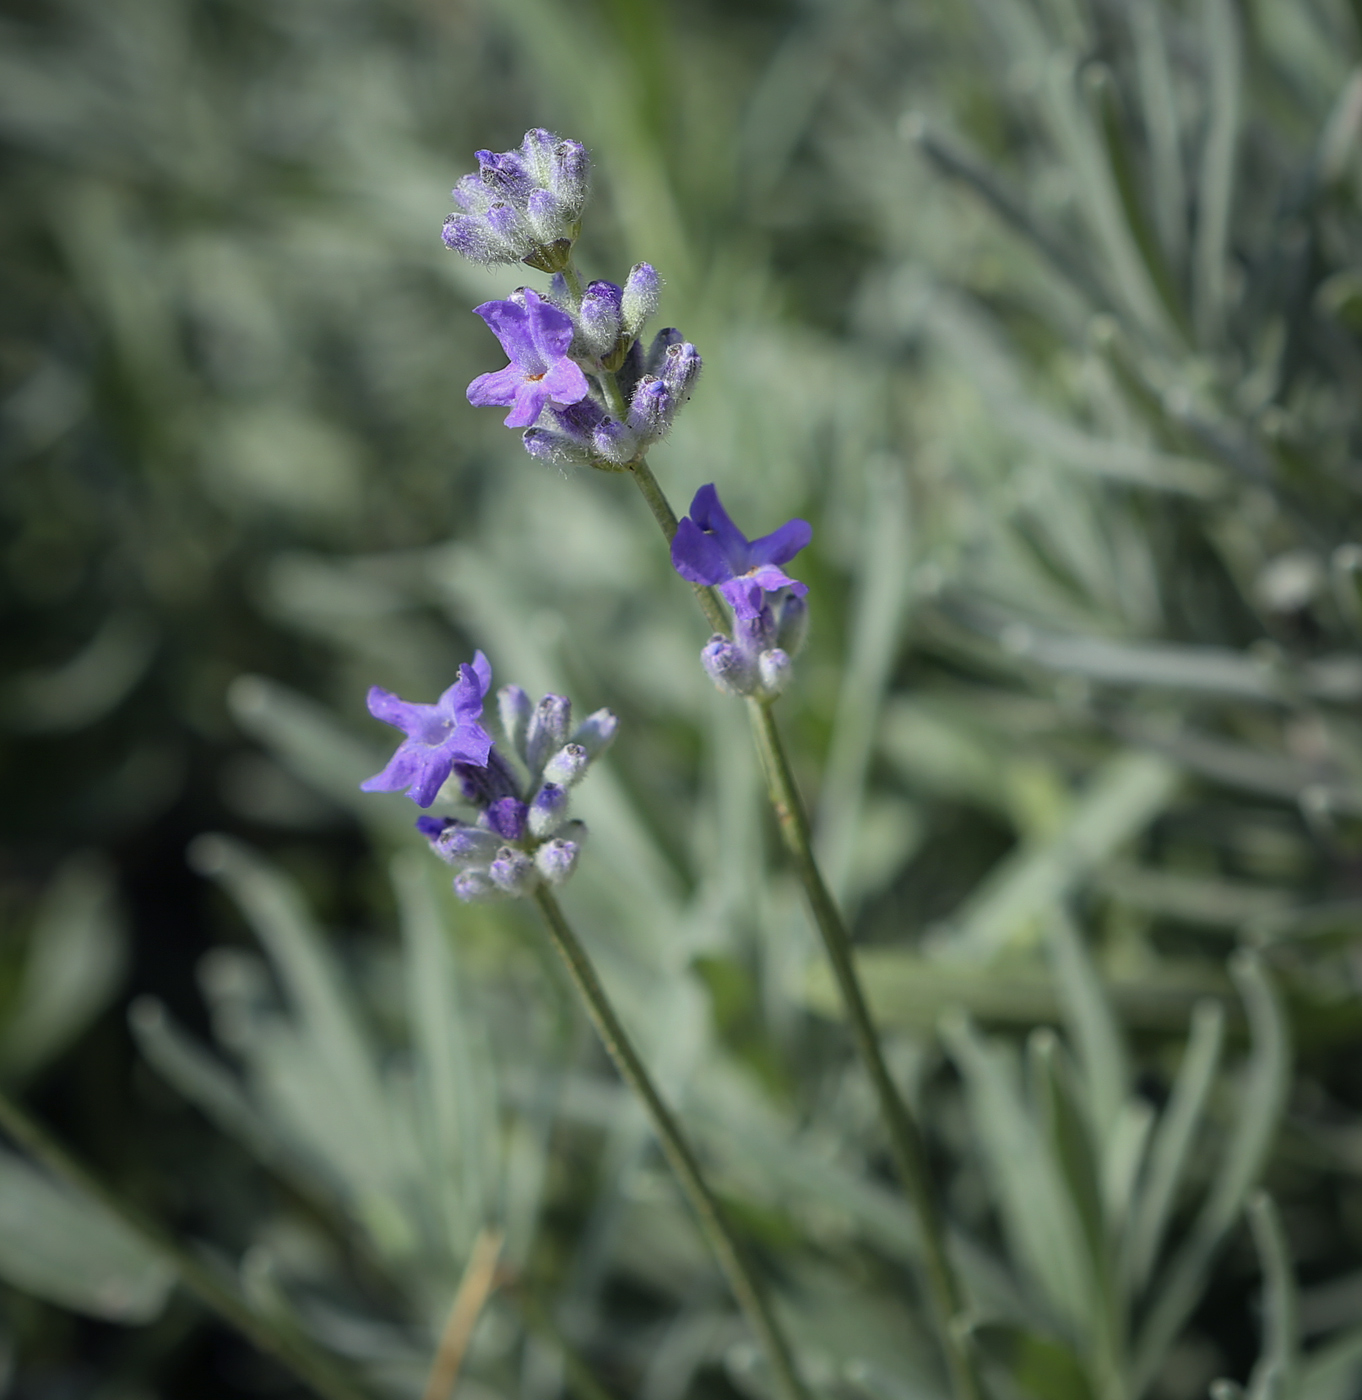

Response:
(543, 743), (590, 788)
(626, 377), (673, 440)
(489, 846), (539, 896)
(528, 782), (570, 838)
(535, 838), (580, 886)
(578, 280), (623, 358)
(527, 694), (572, 774)
(591, 418), (638, 466)
(757, 649), (793, 699)
(661, 342), (702, 406)
(453, 870), (505, 902)
(621, 263), (661, 336)
(644, 327), (682, 373)
(572, 709), (618, 758)
(700, 635), (757, 696)
(498, 684), (533, 761)
(777, 593), (809, 657)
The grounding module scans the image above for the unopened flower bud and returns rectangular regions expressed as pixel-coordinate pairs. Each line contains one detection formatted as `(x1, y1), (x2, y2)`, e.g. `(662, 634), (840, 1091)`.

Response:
(661, 342), (702, 405)
(621, 262), (661, 335)
(591, 418), (637, 466)
(527, 694), (572, 774)
(543, 742), (590, 787)
(489, 846), (539, 896)
(645, 327), (682, 373)
(498, 685), (533, 760)
(483, 797), (529, 842)
(578, 280), (623, 358)
(442, 215), (503, 264)
(529, 782), (570, 838)
(428, 821), (501, 866)
(549, 140), (590, 217)
(535, 838), (580, 885)
(757, 649), (792, 698)
(700, 635), (756, 696)
(453, 869), (505, 903)
(572, 708), (617, 758)
(627, 377), (672, 439)
(776, 593), (808, 656)
(523, 429), (592, 466)
(525, 188), (566, 242)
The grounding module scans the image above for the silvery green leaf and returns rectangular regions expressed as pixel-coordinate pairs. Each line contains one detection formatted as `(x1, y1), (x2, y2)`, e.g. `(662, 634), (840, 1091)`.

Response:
(0, 1145), (172, 1323)
(0, 853), (125, 1080)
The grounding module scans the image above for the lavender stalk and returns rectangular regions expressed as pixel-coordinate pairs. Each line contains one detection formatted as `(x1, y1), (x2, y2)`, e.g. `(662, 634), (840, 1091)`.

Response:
(357, 650), (811, 1399)
(439, 128), (979, 1399)
(531, 886), (812, 1400)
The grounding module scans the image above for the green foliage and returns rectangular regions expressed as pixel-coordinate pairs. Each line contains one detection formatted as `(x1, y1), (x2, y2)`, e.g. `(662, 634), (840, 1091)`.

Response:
(5, 0), (1362, 1395)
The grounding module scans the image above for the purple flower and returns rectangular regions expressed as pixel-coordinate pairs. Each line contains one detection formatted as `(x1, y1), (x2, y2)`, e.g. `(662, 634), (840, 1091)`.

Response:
(467, 289), (590, 428)
(360, 652), (495, 808)
(670, 485), (812, 620)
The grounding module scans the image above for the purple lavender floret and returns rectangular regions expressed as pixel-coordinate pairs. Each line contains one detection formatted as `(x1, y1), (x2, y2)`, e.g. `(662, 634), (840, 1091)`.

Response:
(484, 796), (530, 842)
(467, 290), (589, 428)
(670, 484), (812, 620)
(442, 130), (589, 270)
(360, 652), (495, 808)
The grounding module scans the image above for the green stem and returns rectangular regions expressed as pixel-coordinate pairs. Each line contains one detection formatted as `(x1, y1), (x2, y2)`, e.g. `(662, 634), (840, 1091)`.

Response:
(628, 455), (729, 634)
(0, 1088), (370, 1400)
(530, 887), (812, 1400)
(746, 701), (981, 1400)
(621, 464), (981, 1400)
(560, 261), (585, 303)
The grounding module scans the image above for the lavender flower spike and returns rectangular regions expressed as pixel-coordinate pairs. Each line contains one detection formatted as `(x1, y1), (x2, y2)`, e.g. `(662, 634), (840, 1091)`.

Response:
(361, 652), (495, 808)
(467, 289), (589, 428)
(670, 484), (812, 620)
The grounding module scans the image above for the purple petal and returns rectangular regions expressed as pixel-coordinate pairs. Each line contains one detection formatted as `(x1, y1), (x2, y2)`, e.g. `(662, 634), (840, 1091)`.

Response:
(505, 379), (549, 428)
(747, 517), (812, 567)
(470, 650), (492, 695)
(446, 721), (495, 768)
(688, 485), (751, 573)
(361, 741), (448, 807)
(473, 299), (539, 371)
(366, 687), (444, 743)
(671, 517), (734, 586)
(745, 563), (804, 595)
(523, 289), (575, 362)
(467, 363), (525, 409)
(541, 357), (589, 404)
(407, 752), (455, 809)
(719, 577), (767, 620)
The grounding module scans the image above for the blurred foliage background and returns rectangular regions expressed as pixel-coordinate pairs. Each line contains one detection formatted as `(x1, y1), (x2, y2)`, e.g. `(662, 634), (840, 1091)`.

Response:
(5, 0), (1362, 1396)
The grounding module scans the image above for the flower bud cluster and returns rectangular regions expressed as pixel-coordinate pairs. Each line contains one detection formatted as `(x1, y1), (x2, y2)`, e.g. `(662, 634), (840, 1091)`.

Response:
(441, 130), (590, 273)
(702, 592), (808, 702)
(443, 131), (703, 471)
(522, 288), (702, 469)
(416, 687), (617, 903)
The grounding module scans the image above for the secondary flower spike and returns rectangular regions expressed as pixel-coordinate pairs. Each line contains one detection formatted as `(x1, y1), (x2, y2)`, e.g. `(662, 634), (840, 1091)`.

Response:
(467, 290), (589, 427)
(361, 653), (495, 807)
(671, 484), (812, 619)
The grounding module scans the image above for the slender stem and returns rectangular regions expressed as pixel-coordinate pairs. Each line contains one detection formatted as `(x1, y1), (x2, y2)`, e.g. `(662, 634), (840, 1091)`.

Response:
(529, 887), (812, 1400)
(560, 261), (585, 303)
(746, 700), (981, 1400)
(628, 456), (730, 633)
(422, 1226), (503, 1400)
(0, 1087), (370, 1400)
(620, 464), (981, 1400)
